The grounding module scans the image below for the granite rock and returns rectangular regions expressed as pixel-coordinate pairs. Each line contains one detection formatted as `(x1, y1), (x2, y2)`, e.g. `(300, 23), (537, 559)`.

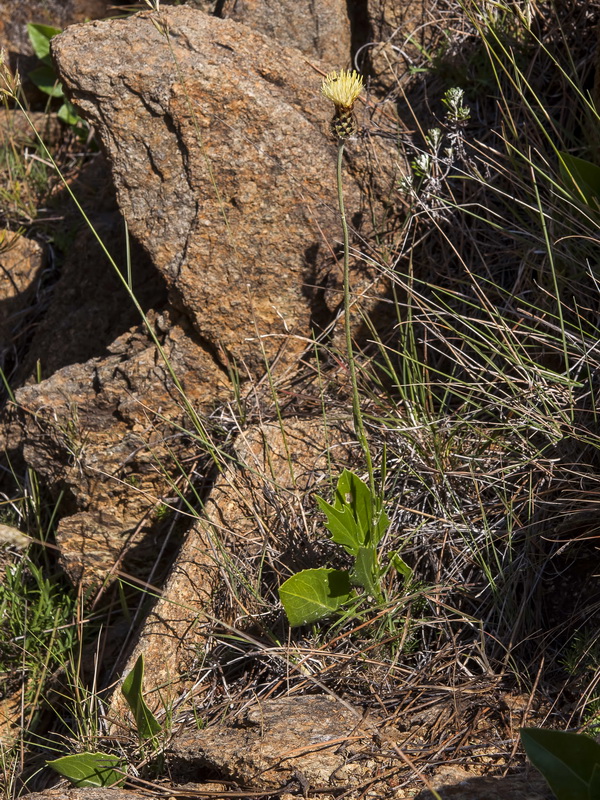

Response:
(51, 6), (390, 377)
(169, 695), (372, 789)
(108, 417), (354, 727)
(220, 0), (352, 66)
(10, 308), (229, 584)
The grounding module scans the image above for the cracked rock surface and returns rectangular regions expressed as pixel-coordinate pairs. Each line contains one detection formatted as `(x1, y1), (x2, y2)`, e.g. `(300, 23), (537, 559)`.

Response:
(51, 6), (383, 377)
(168, 695), (375, 790)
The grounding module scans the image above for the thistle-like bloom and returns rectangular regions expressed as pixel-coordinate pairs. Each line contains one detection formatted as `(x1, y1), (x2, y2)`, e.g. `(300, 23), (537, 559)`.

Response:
(321, 70), (363, 110)
(321, 69), (363, 139)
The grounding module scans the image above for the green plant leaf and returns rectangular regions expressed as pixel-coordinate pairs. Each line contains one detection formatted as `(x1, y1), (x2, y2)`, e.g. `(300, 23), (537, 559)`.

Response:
(558, 152), (600, 209)
(279, 568), (353, 627)
(27, 23), (61, 62)
(520, 728), (600, 800)
(57, 101), (80, 126)
(589, 763), (600, 798)
(352, 546), (381, 599)
(46, 752), (125, 788)
(315, 469), (389, 555)
(315, 492), (362, 554)
(372, 506), (391, 547)
(28, 64), (64, 97)
(389, 551), (413, 581)
(121, 654), (162, 741)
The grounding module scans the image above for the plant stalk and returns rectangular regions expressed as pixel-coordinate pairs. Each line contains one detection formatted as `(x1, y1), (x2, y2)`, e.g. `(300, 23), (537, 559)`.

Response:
(336, 140), (375, 500)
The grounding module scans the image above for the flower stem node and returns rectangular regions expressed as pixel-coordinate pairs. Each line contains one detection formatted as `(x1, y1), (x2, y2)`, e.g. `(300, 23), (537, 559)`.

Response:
(321, 69), (364, 140)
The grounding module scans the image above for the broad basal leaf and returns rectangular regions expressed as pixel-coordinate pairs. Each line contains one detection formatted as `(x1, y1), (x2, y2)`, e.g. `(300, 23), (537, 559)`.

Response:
(58, 100), (80, 127)
(315, 493), (363, 555)
(520, 727), (600, 800)
(334, 469), (375, 543)
(47, 752), (125, 788)
(28, 64), (64, 98)
(121, 654), (162, 741)
(279, 568), (353, 627)
(558, 152), (600, 209)
(589, 763), (600, 798)
(27, 23), (62, 62)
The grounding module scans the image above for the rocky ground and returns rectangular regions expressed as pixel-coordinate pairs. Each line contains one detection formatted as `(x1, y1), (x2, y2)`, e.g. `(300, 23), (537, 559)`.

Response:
(1, 1), (599, 799)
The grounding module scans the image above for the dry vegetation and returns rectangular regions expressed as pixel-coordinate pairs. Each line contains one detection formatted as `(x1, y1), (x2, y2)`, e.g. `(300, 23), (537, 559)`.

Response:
(2, 0), (600, 797)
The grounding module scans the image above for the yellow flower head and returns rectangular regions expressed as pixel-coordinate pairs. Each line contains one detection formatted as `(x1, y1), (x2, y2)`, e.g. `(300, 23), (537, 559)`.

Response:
(321, 69), (363, 111)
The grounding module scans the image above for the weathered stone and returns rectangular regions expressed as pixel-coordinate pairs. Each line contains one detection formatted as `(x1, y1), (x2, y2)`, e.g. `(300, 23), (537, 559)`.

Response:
(220, 0), (351, 66)
(0, 0), (109, 56)
(23, 790), (150, 800)
(23, 784), (236, 800)
(51, 7), (393, 377)
(10, 308), (230, 584)
(169, 695), (372, 789)
(108, 417), (354, 727)
(415, 768), (554, 800)
(366, 0), (430, 89)
(0, 231), (44, 367)
(14, 152), (167, 383)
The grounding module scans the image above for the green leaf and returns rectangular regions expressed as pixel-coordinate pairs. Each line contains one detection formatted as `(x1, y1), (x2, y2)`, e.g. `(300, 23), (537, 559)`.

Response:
(315, 493), (362, 554)
(279, 568), (353, 627)
(352, 546), (381, 599)
(520, 728), (600, 800)
(589, 763), (600, 798)
(372, 507), (391, 546)
(57, 101), (80, 126)
(121, 654), (162, 741)
(315, 470), (389, 555)
(46, 752), (125, 788)
(388, 551), (413, 581)
(558, 152), (600, 208)
(27, 23), (61, 62)
(28, 64), (63, 97)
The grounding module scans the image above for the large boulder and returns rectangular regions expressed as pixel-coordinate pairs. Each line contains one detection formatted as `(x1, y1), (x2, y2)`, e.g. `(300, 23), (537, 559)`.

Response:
(220, 0), (351, 66)
(51, 6), (391, 377)
(9, 308), (229, 584)
(4, 5), (400, 586)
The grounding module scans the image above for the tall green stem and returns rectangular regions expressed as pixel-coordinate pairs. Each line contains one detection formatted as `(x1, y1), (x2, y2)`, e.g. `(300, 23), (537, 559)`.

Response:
(336, 140), (375, 499)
